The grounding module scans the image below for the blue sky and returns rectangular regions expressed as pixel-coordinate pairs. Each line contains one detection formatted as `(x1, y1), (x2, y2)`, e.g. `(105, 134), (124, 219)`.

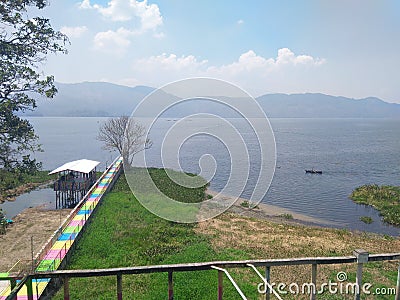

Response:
(37, 0), (400, 102)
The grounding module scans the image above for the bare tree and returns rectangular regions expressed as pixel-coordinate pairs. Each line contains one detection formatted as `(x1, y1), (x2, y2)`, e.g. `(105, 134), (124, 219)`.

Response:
(97, 116), (152, 168)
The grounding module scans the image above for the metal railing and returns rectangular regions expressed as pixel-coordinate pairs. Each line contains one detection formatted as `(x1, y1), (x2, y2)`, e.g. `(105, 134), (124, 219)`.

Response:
(5, 250), (400, 300)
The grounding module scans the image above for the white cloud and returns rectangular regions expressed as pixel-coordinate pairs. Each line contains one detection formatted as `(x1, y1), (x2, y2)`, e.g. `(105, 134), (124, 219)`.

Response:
(60, 26), (88, 38)
(133, 49), (324, 74)
(128, 53), (208, 84)
(79, 0), (163, 33)
(223, 48), (324, 72)
(127, 48), (326, 94)
(208, 50), (274, 76)
(81, 0), (163, 53)
(136, 53), (208, 71)
(79, 0), (92, 9)
(94, 27), (132, 54)
(237, 19), (244, 25)
(275, 48), (325, 66)
(205, 49), (325, 80)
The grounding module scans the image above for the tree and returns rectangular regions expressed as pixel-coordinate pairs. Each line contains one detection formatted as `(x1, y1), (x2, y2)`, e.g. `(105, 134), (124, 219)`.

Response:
(0, 208), (6, 234)
(0, 0), (68, 172)
(97, 116), (153, 168)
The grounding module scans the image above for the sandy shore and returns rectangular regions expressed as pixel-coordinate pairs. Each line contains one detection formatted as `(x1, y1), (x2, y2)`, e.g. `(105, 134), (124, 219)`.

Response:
(0, 206), (72, 272)
(207, 189), (337, 227)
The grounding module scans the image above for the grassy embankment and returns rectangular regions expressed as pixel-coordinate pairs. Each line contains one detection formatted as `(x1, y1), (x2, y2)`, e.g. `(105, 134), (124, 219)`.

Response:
(350, 185), (400, 226)
(53, 170), (399, 299)
(0, 170), (55, 203)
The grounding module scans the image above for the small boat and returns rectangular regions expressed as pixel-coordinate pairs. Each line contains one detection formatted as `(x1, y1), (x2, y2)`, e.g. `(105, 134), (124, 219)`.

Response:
(305, 169), (322, 174)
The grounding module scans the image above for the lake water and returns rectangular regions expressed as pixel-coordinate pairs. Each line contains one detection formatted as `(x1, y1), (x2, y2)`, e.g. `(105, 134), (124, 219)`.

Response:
(1, 117), (399, 236)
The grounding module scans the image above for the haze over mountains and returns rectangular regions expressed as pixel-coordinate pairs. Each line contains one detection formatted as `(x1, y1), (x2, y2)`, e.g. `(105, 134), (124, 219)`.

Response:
(26, 82), (400, 118)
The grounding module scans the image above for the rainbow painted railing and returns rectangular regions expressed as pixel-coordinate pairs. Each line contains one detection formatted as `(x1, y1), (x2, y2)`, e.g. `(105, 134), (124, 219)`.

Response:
(0, 157), (123, 300)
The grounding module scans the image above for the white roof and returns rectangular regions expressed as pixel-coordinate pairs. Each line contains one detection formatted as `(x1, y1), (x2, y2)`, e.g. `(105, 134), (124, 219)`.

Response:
(49, 159), (100, 175)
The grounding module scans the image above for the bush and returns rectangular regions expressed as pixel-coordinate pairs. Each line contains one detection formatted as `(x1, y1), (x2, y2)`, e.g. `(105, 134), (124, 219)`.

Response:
(360, 216), (373, 224)
(278, 213), (293, 220)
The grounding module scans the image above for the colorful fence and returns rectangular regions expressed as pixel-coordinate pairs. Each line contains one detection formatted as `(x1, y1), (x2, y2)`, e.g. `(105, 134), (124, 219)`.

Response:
(0, 157), (123, 300)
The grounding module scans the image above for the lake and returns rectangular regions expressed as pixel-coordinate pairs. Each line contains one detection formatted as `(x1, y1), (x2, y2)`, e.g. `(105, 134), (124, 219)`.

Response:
(1, 117), (399, 236)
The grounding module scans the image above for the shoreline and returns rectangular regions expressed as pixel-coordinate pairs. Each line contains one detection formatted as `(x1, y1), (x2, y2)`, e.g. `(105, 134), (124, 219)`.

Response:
(0, 180), (53, 204)
(1, 185), (396, 272)
(207, 189), (400, 237)
(207, 188), (340, 228)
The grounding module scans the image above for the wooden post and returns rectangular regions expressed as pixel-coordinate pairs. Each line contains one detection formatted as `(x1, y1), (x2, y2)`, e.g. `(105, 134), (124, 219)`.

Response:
(27, 277), (33, 300)
(310, 264), (317, 300)
(10, 278), (17, 290)
(353, 249), (368, 300)
(168, 271), (173, 300)
(117, 273), (122, 300)
(218, 270), (223, 300)
(35, 279), (39, 300)
(64, 276), (70, 300)
(265, 266), (271, 300)
(31, 236), (34, 272)
(395, 262), (400, 300)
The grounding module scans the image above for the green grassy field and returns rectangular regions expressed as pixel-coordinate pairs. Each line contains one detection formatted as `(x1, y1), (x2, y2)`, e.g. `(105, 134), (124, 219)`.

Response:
(53, 172), (253, 299)
(52, 171), (400, 299)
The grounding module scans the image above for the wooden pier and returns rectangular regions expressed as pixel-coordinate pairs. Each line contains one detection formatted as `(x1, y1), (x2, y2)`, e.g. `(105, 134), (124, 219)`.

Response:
(49, 159), (99, 209)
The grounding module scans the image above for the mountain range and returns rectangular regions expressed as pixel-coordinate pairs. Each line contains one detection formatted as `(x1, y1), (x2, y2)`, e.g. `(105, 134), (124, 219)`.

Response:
(24, 82), (400, 118)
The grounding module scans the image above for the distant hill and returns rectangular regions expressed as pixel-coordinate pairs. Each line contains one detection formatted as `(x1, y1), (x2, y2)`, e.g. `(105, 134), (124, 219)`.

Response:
(25, 82), (400, 118)
(25, 82), (155, 117)
(257, 93), (400, 118)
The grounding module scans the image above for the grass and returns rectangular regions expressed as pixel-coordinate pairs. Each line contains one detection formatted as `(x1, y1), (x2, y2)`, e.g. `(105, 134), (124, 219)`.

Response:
(197, 215), (400, 299)
(240, 200), (259, 209)
(278, 213), (294, 220)
(240, 200), (250, 208)
(350, 184), (400, 226)
(149, 168), (208, 203)
(126, 167), (209, 203)
(124, 167), (210, 222)
(52, 172), (400, 299)
(53, 174), (253, 299)
(18, 170), (55, 184)
(360, 216), (374, 224)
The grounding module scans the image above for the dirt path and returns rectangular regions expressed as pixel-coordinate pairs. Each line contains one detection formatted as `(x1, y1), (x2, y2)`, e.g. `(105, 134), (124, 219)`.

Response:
(0, 206), (71, 272)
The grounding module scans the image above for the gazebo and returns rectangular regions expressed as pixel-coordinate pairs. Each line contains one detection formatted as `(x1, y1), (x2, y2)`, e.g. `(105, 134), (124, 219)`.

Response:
(49, 159), (100, 208)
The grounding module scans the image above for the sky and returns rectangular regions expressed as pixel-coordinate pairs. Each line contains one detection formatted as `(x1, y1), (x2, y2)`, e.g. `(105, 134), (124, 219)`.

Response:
(34, 0), (400, 103)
